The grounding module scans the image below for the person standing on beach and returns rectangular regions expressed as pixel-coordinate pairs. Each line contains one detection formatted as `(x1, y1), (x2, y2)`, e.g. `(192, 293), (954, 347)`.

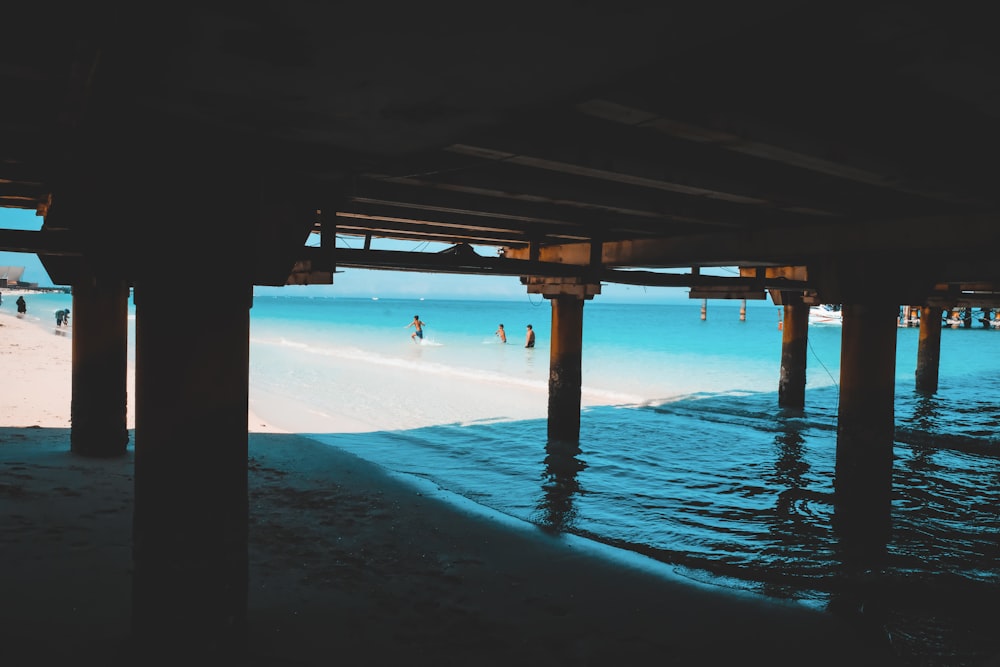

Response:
(406, 314), (425, 342)
(495, 323), (507, 343)
(525, 324), (535, 348)
(55, 309), (66, 326)
(16, 295), (26, 316)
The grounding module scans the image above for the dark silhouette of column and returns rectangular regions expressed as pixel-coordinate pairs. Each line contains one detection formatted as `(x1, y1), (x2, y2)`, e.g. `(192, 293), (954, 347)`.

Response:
(130, 277), (251, 661)
(915, 305), (943, 394)
(778, 296), (809, 408)
(547, 294), (584, 443)
(834, 303), (897, 555)
(71, 275), (130, 457)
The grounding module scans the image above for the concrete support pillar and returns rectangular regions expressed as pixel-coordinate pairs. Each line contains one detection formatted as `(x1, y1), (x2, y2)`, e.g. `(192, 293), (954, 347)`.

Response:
(70, 276), (131, 456)
(130, 277), (251, 659)
(548, 295), (584, 443)
(834, 303), (898, 554)
(778, 297), (809, 409)
(915, 306), (943, 394)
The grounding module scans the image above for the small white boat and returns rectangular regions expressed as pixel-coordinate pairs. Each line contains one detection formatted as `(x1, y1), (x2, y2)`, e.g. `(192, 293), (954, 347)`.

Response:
(809, 304), (843, 325)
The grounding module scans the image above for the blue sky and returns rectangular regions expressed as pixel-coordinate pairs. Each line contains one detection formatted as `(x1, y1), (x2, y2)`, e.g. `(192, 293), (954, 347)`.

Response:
(1, 208), (733, 304)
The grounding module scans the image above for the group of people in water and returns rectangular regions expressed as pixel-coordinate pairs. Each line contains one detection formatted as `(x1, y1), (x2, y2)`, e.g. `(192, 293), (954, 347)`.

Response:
(0, 293), (69, 326)
(407, 315), (535, 348)
(495, 323), (535, 348)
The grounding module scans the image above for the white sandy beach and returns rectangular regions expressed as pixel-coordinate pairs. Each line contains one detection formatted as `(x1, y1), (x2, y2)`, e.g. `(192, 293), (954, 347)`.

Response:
(0, 307), (900, 666)
(0, 309), (279, 433)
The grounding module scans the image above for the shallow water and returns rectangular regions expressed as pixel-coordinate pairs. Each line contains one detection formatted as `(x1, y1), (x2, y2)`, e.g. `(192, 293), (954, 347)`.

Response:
(247, 296), (1000, 665)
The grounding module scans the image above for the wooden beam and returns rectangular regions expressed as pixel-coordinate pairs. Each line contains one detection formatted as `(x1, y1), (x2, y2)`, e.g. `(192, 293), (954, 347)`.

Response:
(350, 176), (724, 235)
(446, 143), (778, 208)
(365, 163), (816, 232)
(503, 215), (1000, 269)
(0, 228), (81, 255)
(441, 110), (879, 217)
(688, 285), (767, 300)
(602, 269), (805, 290)
(341, 199), (611, 241)
(300, 245), (809, 291)
(362, 171), (674, 222)
(304, 246), (584, 278)
(577, 99), (975, 204)
(332, 214), (561, 247)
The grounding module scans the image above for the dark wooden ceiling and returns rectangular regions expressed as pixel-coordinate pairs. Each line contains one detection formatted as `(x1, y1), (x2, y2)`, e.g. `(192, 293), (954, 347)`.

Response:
(2, 1), (999, 301)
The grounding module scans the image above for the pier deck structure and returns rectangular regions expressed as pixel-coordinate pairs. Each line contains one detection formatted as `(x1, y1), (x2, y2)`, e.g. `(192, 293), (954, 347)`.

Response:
(2, 3), (1000, 660)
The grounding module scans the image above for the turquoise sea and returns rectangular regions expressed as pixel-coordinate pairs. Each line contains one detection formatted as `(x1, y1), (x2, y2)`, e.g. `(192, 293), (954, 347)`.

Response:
(6, 290), (1000, 665)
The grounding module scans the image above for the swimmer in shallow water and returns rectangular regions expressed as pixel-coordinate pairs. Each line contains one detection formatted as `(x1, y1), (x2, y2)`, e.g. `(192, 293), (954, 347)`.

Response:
(406, 314), (425, 342)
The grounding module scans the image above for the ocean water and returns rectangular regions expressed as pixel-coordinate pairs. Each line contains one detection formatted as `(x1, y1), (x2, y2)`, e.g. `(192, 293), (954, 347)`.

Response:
(246, 295), (1000, 665)
(7, 290), (1000, 665)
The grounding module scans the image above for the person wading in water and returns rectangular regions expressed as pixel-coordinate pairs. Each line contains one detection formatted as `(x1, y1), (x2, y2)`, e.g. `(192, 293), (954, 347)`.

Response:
(406, 314), (425, 342)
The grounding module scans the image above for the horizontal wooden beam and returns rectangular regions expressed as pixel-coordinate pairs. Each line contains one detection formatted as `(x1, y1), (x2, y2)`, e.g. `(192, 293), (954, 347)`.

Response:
(365, 159), (811, 231)
(603, 269), (806, 291)
(349, 176), (706, 238)
(303, 246), (584, 278)
(442, 107), (865, 217)
(0, 228), (81, 255)
(365, 170), (684, 223)
(688, 285), (768, 300)
(298, 246), (812, 291)
(332, 214), (548, 247)
(503, 215), (1000, 269)
(576, 99), (987, 208)
(337, 200), (594, 244)
(446, 143), (786, 209)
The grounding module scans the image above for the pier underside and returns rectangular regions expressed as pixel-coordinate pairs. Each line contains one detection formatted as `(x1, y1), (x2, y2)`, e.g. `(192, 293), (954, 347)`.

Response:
(2, 2), (1000, 659)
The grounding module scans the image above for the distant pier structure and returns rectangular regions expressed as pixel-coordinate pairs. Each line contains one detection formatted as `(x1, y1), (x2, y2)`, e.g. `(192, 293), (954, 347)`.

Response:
(899, 305), (997, 328)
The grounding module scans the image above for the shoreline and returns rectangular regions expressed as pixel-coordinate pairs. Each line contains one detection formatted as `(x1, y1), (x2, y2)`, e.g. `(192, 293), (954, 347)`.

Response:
(0, 309), (283, 433)
(0, 307), (899, 665)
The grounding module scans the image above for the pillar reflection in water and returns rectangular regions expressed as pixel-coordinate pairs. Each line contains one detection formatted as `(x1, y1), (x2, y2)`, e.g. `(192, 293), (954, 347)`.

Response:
(830, 486), (890, 650)
(911, 394), (942, 432)
(833, 500), (890, 573)
(536, 439), (587, 534)
(765, 418), (822, 598)
(773, 419), (808, 491)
